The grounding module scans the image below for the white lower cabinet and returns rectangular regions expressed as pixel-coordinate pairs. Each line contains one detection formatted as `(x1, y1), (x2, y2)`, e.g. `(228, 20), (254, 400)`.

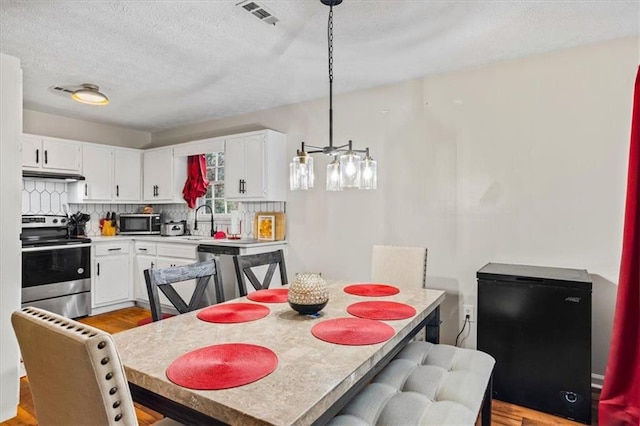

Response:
(133, 242), (198, 312)
(92, 242), (132, 309)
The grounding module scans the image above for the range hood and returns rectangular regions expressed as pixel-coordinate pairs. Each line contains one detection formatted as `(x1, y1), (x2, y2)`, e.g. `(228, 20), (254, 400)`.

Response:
(22, 170), (86, 181)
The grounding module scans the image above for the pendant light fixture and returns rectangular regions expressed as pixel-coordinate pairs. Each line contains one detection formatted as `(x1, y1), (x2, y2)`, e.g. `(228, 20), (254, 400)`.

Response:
(289, 0), (377, 191)
(71, 84), (109, 106)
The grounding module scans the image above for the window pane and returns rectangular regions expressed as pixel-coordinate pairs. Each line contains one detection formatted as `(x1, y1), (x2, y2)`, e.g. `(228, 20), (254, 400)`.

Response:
(217, 152), (225, 167)
(205, 153), (216, 167)
(214, 183), (224, 198)
(217, 167), (225, 181)
(214, 199), (225, 214)
(207, 168), (217, 183)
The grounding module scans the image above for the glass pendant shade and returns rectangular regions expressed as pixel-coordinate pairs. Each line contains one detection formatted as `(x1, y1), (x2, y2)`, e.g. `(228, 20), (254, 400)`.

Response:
(360, 156), (377, 190)
(326, 157), (342, 191)
(339, 151), (361, 188)
(289, 154), (314, 190)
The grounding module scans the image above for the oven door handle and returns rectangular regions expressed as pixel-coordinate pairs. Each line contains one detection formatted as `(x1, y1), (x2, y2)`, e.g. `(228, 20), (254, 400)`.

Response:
(21, 243), (92, 252)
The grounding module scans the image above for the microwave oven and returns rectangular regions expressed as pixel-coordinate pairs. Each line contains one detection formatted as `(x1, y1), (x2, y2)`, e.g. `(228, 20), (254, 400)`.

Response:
(119, 214), (162, 235)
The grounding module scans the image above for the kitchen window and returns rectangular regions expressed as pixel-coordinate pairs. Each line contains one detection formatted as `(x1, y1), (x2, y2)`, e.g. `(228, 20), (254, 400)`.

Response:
(199, 152), (237, 214)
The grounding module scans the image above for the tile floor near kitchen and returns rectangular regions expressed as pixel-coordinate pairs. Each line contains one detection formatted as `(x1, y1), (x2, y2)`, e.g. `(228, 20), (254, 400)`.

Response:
(1, 307), (599, 426)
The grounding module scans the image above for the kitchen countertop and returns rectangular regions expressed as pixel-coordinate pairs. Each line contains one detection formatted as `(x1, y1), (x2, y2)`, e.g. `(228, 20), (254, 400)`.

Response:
(90, 235), (287, 248)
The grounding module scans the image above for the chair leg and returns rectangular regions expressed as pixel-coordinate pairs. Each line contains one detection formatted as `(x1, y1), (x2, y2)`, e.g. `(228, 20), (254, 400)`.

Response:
(481, 373), (493, 426)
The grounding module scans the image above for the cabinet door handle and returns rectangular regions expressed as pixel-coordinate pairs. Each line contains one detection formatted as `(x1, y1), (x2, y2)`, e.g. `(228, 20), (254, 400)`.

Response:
(108, 247), (122, 251)
(84, 184), (88, 196)
(44, 150), (48, 164)
(238, 180), (242, 194)
(151, 262), (155, 269)
(116, 185), (119, 197)
(139, 248), (147, 252)
(36, 149), (39, 164)
(97, 263), (100, 276)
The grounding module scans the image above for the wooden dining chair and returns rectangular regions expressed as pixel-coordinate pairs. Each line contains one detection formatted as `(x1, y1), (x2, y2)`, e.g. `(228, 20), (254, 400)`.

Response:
(371, 245), (439, 342)
(144, 259), (224, 322)
(233, 249), (288, 297)
(11, 306), (181, 426)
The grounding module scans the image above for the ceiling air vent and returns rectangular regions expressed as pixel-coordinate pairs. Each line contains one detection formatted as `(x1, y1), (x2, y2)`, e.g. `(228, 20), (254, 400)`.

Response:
(236, 1), (279, 25)
(53, 86), (73, 94)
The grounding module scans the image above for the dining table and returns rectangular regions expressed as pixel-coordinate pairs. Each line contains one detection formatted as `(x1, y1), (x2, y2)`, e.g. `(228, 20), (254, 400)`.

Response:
(112, 280), (446, 426)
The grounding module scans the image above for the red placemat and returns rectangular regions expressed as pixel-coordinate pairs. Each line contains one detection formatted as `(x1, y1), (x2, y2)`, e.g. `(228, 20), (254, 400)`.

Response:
(311, 318), (395, 345)
(347, 301), (416, 320)
(166, 343), (278, 390)
(344, 283), (400, 297)
(197, 303), (270, 323)
(246, 288), (289, 303)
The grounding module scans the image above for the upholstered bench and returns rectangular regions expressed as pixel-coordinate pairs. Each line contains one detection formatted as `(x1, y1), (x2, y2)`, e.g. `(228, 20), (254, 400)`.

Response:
(328, 342), (495, 425)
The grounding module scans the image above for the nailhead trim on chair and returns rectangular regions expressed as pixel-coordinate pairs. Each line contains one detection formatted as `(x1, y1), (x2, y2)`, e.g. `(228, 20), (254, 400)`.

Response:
(18, 307), (134, 425)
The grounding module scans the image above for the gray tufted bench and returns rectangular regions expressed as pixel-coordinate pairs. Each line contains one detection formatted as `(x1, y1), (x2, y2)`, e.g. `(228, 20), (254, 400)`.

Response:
(328, 342), (495, 425)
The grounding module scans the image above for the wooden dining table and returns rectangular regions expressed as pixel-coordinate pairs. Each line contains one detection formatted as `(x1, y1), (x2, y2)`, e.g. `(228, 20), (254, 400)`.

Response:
(112, 281), (445, 426)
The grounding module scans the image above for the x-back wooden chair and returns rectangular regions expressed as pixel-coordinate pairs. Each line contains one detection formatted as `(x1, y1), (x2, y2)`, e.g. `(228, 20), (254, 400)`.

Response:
(233, 249), (288, 297)
(144, 259), (224, 322)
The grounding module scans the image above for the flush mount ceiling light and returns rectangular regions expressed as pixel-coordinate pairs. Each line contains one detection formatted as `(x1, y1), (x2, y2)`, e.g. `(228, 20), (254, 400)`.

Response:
(70, 84), (109, 106)
(289, 0), (377, 191)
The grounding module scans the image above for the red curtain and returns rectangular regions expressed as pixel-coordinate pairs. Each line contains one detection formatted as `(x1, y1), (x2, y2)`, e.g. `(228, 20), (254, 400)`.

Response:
(599, 66), (640, 425)
(182, 154), (209, 209)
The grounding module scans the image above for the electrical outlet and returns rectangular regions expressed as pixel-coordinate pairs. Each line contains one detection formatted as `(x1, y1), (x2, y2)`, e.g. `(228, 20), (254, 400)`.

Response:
(463, 304), (474, 322)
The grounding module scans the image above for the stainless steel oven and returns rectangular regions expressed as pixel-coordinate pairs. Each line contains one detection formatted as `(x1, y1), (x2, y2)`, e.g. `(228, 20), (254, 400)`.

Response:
(21, 215), (91, 318)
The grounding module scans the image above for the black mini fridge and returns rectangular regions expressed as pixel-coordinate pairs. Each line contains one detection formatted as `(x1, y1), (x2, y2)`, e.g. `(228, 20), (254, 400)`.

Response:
(477, 263), (592, 424)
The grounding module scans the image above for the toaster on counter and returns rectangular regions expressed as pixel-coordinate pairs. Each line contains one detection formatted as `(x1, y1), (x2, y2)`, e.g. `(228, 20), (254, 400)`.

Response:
(160, 220), (186, 236)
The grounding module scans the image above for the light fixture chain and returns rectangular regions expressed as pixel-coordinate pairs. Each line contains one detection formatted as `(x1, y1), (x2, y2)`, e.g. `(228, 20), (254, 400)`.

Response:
(328, 6), (333, 84)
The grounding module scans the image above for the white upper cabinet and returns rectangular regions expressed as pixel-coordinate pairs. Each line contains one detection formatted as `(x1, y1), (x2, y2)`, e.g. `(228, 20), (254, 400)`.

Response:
(22, 134), (81, 173)
(143, 147), (187, 203)
(82, 144), (113, 201)
(114, 148), (142, 201)
(68, 144), (142, 203)
(224, 130), (287, 201)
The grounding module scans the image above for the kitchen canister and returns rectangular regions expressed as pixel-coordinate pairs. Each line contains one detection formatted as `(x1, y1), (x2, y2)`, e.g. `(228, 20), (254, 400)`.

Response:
(288, 273), (329, 315)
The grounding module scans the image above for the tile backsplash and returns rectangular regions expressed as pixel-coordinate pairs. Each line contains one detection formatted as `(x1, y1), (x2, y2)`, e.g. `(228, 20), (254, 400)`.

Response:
(22, 179), (285, 238)
(22, 179), (68, 215)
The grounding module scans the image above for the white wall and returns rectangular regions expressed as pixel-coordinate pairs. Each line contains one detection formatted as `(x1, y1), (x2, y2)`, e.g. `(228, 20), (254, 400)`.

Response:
(0, 53), (23, 422)
(153, 36), (639, 377)
(23, 109), (151, 148)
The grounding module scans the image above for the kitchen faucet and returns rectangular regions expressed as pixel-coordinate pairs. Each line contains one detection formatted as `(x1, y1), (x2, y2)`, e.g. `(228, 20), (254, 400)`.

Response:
(193, 204), (215, 237)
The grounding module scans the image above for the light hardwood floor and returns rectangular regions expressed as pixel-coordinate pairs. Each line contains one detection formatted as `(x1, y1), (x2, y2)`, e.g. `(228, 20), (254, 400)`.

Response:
(2, 307), (599, 426)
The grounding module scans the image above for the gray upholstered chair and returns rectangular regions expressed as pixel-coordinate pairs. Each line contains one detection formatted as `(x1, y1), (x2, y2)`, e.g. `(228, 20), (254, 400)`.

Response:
(11, 306), (181, 426)
(233, 249), (288, 297)
(144, 259), (224, 322)
(371, 245), (439, 342)
(371, 244), (428, 289)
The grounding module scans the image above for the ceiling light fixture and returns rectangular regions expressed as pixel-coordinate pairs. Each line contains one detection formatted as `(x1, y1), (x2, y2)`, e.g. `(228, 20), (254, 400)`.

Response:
(289, 0), (377, 191)
(71, 84), (109, 106)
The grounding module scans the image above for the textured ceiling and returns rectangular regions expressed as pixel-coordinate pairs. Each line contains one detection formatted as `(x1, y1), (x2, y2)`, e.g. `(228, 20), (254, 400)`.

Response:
(1, 1), (639, 132)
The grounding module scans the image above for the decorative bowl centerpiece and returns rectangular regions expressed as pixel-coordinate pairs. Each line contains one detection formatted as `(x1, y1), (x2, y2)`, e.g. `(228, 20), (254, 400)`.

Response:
(288, 273), (328, 315)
